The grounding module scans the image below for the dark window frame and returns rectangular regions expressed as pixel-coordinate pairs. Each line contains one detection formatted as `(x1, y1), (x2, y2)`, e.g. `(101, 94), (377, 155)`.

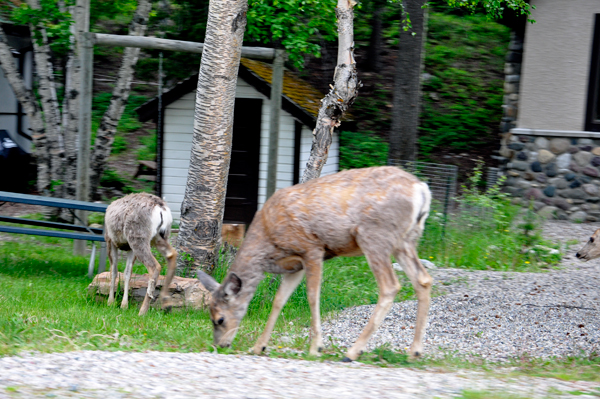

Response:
(585, 14), (600, 132)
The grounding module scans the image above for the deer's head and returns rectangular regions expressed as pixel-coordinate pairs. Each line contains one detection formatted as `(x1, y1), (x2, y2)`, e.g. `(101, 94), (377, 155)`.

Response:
(576, 229), (600, 261)
(198, 271), (246, 347)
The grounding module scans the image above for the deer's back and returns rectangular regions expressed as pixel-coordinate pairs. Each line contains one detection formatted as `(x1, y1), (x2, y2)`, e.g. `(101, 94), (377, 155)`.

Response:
(258, 166), (429, 255)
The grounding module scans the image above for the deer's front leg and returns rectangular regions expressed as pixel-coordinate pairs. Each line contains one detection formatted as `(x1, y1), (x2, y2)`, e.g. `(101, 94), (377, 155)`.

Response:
(107, 243), (118, 306)
(253, 269), (305, 354)
(304, 253), (325, 356)
(120, 252), (136, 309)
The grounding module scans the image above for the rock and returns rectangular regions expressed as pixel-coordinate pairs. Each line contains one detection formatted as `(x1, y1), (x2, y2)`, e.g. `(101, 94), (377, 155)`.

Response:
(530, 161), (542, 172)
(555, 153), (571, 169)
(569, 146), (580, 154)
(553, 198), (572, 211)
(523, 172), (535, 180)
(570, 163), (582, 173)
(87, 272), (212, 310)
(526, 143), (537, 151)
(579, 138), (594, 145)
(534, 137), (549, 149)
(516, 151), (528, 161)
(574, 151), (593, 167)
(592, 147), (600, 156)
(580, 145), (593, 152)
(587, 197), (600, 203)
(537, 206), (558, 219)
(511, 197), (523, 205)
(549, 138), (570, 154)
(583, 167), (599, 177)
(570, 180), (581, 188)
(556, 210), (569, 220)
(592, 156), (600, 167)
(570, 188), (586, 199)
(569, 211), (587, 222)
(543, 186), (556, 197)
(517, 180), (532, 189)
(533, 201), (545, 211)
(523, 188), (544, 200)
(535, 174), (547, 183)
(508, 170), (521, 177)
(519, 135), (533, 143)
(583, 184), (599, 196)
(500, 146), (514, 158)
(508, 142), (525, 151)
(511, 161), (528, 171)
(580, 176), (592, 183)
(555, 179), (568, 189)
(565, 172), (576, 181)
(537, 149), (555, 163)
(545, 163), (558, 177)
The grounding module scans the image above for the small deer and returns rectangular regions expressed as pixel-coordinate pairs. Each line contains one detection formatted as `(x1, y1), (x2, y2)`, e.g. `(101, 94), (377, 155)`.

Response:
(198, 166), (433, 361)
(104, 192), (177, 316)
(576, 229), (600, 261)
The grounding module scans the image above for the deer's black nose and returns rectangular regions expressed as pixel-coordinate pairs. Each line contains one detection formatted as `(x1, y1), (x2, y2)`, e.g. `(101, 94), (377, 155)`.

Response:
(576, 253), (581, 258)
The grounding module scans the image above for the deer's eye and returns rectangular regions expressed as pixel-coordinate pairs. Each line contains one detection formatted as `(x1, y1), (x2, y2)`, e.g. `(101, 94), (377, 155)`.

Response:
(591, 237), (595, 243)
(217, 317), (225, 325)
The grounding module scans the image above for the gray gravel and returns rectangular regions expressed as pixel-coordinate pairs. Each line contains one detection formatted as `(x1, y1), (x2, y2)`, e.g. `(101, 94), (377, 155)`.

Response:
(1, 221), (600, 398)
(0, 351), (599, 398)
(323, 221), (600, 360)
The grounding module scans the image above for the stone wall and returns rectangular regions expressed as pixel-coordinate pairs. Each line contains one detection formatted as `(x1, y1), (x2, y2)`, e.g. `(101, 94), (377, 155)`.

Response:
(499, 134), (600, 222)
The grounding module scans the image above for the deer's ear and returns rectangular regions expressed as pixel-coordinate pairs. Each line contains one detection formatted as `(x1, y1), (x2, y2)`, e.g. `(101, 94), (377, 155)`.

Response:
(223, 273), (243, 297)
(197, 270), (220, 294)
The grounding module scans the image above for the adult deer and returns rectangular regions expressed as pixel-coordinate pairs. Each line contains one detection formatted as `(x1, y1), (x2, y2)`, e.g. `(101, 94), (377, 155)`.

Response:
(198, 166), (433, 361)
(576, 229), (600, 261)
(105, 193), (177, 316)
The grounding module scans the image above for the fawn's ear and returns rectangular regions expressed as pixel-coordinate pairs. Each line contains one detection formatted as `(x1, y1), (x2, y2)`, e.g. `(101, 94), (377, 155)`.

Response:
(197, 270), (220, 294)
(223, 272), (242, 297)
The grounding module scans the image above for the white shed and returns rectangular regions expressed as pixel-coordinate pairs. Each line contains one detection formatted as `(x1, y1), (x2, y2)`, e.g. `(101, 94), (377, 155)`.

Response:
(137, 58), (339, 224)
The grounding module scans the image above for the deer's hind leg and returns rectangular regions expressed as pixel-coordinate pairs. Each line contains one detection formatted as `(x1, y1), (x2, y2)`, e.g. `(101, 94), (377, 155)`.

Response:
(393, 245), (432, 359)
(130, 239), (161, 316)
(153, 235), (177, 311)
(107, 239), (119, 306)
(344, 241), (400, 362)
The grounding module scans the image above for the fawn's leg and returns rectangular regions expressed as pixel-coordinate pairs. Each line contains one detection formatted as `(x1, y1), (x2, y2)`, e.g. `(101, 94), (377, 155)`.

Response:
(107, 241), (119, 306)
(253, 269), (305, 354)
(344, 246), (400, 362)
(120, 251), (136, 309)
(394, 246), (432, 358)
(131, 240), (161, 316)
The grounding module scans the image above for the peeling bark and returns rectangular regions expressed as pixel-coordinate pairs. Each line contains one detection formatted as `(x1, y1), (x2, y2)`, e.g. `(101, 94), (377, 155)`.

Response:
(0, 28), (49, 192)
(176, 0), (248, 274)
(300, 0), (359, 183)
(89, 0), (152, 199)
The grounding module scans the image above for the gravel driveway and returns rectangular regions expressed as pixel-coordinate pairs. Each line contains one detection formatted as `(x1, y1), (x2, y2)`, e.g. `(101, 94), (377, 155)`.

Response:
(1, 221), (599, 398)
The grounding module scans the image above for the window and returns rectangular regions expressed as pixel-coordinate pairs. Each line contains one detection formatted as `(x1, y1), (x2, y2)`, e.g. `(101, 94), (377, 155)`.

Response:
(586, 14), (600, 131)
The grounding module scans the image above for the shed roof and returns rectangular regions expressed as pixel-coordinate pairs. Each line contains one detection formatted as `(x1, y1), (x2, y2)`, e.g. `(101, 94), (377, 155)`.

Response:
(136, 58), (325, 128)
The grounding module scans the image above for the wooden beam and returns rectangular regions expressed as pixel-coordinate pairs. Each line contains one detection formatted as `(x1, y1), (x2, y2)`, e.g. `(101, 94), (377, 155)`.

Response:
(92, 33), (276, 60)
(266, 49), (285, 199)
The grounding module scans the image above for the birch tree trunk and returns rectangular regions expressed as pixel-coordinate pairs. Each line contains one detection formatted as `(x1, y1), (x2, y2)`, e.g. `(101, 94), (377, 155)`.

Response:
(0, 29), (50, 193)
(89, 0), (152, 199)
(26, 0), (63, 194)
(176, 0), (248, 274)
(388, 0), (427, 162)
(300, 0), (359, 183)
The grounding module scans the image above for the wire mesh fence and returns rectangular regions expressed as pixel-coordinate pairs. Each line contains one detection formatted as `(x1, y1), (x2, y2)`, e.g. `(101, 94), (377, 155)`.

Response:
(389, 159), (458, 216)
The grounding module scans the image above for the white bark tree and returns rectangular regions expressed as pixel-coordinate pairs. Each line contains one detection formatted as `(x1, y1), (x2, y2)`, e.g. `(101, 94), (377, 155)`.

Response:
(176, 0), (249, 275)
(0, 0), (151, 200)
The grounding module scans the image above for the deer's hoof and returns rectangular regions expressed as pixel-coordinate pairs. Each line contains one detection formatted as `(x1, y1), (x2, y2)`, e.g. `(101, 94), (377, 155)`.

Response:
(147, 279), (156, 299)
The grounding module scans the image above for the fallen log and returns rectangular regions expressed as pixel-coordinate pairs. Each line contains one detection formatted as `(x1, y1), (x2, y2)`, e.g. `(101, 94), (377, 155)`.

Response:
(87, 272), (211, 310)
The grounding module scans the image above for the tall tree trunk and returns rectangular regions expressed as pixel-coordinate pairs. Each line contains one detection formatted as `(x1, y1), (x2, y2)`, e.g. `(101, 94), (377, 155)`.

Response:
(26, 0), (63, 194)
(0, 28), (49, 193)
(176, 0), (248, 274)
(388, 0), (427, 162)
(300, 0), (358, 183)
(89, 0), (152, 199)
(365, 0), (383, 72)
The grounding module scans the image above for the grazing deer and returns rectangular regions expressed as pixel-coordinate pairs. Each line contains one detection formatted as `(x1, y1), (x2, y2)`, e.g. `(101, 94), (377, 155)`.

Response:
(198, 166), (433, 361)
(105, 193), (177, 316)
(576, 229), (600, 261)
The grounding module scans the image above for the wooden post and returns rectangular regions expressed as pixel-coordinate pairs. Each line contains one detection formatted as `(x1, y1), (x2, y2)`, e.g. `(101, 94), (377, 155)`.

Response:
(266, 49), (285, 199)
(74, 31), (93, 256)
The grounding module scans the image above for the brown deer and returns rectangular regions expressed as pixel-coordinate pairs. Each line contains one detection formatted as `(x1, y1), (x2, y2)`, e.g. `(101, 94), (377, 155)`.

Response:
(105, 193), (177, 316)
(576, 229), (600, 261)
(198, 166), (433, 361)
